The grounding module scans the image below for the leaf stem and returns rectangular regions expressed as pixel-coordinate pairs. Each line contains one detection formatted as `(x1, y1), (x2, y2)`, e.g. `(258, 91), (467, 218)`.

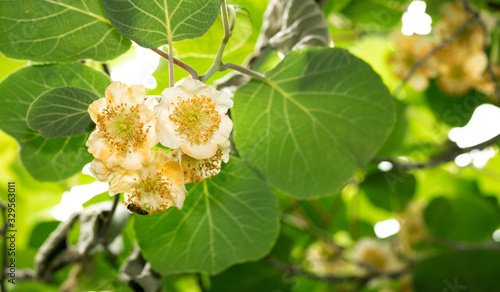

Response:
(168, 41), (175, 87)
(221, 63), (267, 81)
(201, 0), (231, 82)
(199, 1), (268, 83)
(151, 48), (199, 79)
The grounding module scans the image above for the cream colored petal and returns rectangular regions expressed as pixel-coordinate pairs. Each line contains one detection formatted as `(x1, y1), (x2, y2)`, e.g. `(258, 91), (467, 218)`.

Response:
(173, 187), (186, 209)
(88, 98), (106, 123)
(143, 96), (159, 109)
(219, 140), (231, 163)
(211, 115), (233, 144)
(177, 77), (207, 95)
(119, 151), (144, 170)
(160, 87), (184, 105)
(156, 119), (183, 149)
(89, 159), (111, 182)
(105, 81), (136, 106)
(130, 85), (146, 103)
(213, 91), (233, 113)
(87, 132), (113, 160)
(109, 171), (136, 195)
(181, 142), (218, 160)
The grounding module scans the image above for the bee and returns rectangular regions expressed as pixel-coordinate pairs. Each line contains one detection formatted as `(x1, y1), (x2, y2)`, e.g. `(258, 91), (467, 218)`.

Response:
(127, 203), (149, 216)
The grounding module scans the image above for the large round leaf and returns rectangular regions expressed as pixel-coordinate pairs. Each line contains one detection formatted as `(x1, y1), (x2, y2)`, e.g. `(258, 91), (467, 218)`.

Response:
(134, 157), (280, 275)
(27, 87), (99, 138)
(0, 0), (130, 62)
(0, 64), (110, 181)
(232, 47), (395, 199)
(361, 169), (416, 212)
(424, 195), (500, 242)
(414, 250), (500, 292)
(101, 0), (221, 48)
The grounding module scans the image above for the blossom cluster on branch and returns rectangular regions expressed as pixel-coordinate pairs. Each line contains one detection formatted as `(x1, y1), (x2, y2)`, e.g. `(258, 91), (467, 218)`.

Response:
(86, 78), (233, 215)
(389, 1), (497, 97)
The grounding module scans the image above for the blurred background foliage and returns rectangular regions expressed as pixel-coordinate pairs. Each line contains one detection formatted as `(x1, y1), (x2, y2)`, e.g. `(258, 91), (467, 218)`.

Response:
(1, 0), (500, 291)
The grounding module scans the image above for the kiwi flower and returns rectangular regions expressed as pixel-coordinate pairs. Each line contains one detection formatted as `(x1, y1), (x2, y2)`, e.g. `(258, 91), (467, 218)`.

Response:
(92, 149), (186, 213)
(155, 77), (233, 160)
(123, 150), (186, 213)
(352, 238), (404, 273)
(87, 82), (158, 170)
(169, 140), (230, 183)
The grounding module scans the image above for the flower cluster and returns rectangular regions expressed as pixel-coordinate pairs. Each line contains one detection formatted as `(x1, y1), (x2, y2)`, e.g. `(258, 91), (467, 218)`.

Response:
(86, 78), (233, 215)
(389, 1), (495, 96)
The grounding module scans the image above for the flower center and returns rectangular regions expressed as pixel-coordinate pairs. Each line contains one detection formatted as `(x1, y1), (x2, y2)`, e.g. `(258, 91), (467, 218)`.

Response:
(96, 103), (151, 151)
(129, 171), (174, 214)
(184, 148), (224, 183)
(169, 95), (221, 144)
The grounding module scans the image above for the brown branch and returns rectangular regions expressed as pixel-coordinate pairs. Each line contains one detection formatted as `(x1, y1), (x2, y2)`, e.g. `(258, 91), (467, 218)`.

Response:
(151, 48), (199, 80)
(428, 236), (500, 251)
(97, 194), (120, 245)
(266, 255), (410, 284)
(460, 0), (500, 103)
(373, 133), (500, 170)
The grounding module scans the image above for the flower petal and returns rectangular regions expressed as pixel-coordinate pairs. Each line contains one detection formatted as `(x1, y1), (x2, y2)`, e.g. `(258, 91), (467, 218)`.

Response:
(181, 142), (218, 160)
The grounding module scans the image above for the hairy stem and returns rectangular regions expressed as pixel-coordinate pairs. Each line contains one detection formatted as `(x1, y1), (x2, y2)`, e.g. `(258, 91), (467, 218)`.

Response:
(168, 41), (175, 87)
(151, 48), (199, 80)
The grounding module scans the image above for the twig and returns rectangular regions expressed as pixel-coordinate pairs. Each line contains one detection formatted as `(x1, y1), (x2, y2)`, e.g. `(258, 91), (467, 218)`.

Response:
(373, 133), (500, 170)
(0, 202), (7, 292)
(394, 18), (476, 97)
(428, 236), (500, 251)
(151, 48), (199, 80)
(266, 255), (409, 284)
(460, 0), (500, 103)
(221, 63), (267, 81)
(199, 1), (268, 83)
(97, 195), (120, 245)
(201, 0), (231, 82)
(168, 42), (175, 87)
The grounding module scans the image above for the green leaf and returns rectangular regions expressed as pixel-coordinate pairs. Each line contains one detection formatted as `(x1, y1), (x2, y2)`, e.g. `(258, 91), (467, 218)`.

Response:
(27, 87), (99, 138)
(0, 63), (111, 181)
(175, 6), (253, 58)
(361, 170), (416, 212)
(209, 260), (292, 292)
(268, 0), (330, 54)
(0, 0), (131, 62)
(424, 196), (500, 242)
(413, 250), (500, 292)
(232, 47), (395, 199)
(376, 100), (408, 156)
(425, 80), (487, 127)
(134, 157), (280, 275)
(340, 0), (405, 28)
(101, 0), (221, 48)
